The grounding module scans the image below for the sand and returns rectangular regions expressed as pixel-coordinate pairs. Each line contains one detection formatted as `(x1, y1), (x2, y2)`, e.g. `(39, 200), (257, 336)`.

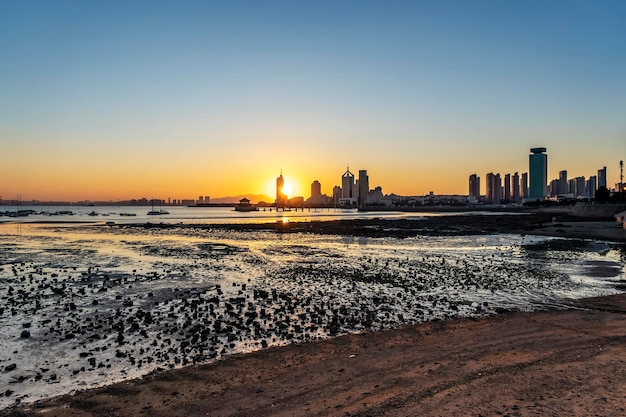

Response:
(6, 293), (625, 417)
(3, 214), (625, 417)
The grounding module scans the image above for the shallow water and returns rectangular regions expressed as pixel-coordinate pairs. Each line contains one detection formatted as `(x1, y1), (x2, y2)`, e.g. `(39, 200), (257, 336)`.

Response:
(0, 223), (623, 409)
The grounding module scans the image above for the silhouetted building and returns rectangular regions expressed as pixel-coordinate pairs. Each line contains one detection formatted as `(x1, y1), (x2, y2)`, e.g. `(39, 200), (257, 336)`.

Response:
(529, 148), (548, 200)
(549, 179), (560, 196)
(486, 172), (502, 203)
(469, 174), (480, 198)
(597, 166), (607, 189)
(311, 180), (321, 198)
(512, 172), (520, 202)
(521, 172), (529, 198)
(587, 176), (597, 198)
(332, 186), (342, 205)
(358, 170), (369, 207)
(574, 176), (586, 197)
(368, 186), (384, 204)
(504, 173), (511, 202)
(341, 166), (355, 199)
(559, 170), (568, 195)
(568, 179), (575, 195)
(276, 170), (287, 207)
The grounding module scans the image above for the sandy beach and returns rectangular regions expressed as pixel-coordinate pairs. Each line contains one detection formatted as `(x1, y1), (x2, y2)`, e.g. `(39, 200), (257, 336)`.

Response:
(8, 293), (626, 417)
(1, 213), (624, 417)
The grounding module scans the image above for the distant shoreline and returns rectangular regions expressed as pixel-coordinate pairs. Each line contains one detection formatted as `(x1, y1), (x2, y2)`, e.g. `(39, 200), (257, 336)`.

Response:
(115, 212), (626, 243)
(2, 211), (624, 242)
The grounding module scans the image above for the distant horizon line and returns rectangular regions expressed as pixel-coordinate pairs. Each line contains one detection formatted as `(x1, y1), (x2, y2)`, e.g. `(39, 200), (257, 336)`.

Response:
(0, 190), (480, 205)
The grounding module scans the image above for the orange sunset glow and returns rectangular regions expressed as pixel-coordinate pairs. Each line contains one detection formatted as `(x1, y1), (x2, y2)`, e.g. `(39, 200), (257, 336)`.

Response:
(1, 1), (624, 204)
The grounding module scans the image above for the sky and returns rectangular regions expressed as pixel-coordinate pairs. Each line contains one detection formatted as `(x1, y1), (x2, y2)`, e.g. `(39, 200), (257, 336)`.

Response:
(1, 0), (625, 202)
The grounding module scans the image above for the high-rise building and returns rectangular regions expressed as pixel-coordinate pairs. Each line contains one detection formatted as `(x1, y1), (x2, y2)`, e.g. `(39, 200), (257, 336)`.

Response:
(504, 174), (511, 202)
(358, 170), (369, 207)
(559, 170), (568, 195)
(341, 166), (355, 199)
(549, 179), (560, 196)
(486, 173), (494, 203)
(276, 170), (287, 207)
(576, 176), (586, 197)
(568, 179), (576, 196)
(529, 147), (548, 200)
(311, 180), (322, 198)
(468, 174), (480, 198)
(512, 172), (520, 202)
(587, 176), (597, 198)
(521, 172), (529, 198)
(332, 186), (342, 205)
(597, 166), (607, 189)
(486, 173), (502, 203)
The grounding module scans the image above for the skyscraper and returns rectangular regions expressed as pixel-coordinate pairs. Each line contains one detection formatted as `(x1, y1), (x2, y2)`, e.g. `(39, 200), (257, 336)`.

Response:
(486, 173), (502, 203)
(587, 176), (597, 198)
(574, 176), (586, 197)
(597, 166), (607, 189)
(358, 170), (369, 207)
(311, 180), (321, 198)
(276, 170), (287, 208)
(528, 148), (548, 200)
(504, 173), (511, 202)
(332, 186), (342, 205)
(341, 166), (355, 199)
(559, 170), (568, 195)
(521, 172), (529, 198)
(512, 172), (520, 202)
(468, 174), (480, 198)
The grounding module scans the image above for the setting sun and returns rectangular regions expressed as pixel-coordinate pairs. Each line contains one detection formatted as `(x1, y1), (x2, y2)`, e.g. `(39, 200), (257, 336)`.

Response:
(281, 182), (292, 196)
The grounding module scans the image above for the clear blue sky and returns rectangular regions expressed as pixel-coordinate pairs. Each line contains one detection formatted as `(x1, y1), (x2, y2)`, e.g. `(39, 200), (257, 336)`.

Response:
(1, 0), (625, 200)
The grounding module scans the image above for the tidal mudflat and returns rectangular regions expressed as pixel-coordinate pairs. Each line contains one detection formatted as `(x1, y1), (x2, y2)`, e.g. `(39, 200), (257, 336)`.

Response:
(0, 222), (624, 410)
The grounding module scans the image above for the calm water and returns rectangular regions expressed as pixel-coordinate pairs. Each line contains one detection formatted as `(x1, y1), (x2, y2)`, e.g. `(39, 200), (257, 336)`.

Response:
(0, 205), (511, 225)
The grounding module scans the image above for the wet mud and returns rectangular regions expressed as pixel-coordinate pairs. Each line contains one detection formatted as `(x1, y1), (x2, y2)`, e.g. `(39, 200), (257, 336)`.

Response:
(0, 222), (624, 410)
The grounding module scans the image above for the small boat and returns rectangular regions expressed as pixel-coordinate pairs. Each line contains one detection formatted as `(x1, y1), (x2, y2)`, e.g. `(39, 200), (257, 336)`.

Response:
(147, 209), (169, 215)
(8, 210), (31, 218)
(88, 211), (98, 216)
(147, 199), (169, 215)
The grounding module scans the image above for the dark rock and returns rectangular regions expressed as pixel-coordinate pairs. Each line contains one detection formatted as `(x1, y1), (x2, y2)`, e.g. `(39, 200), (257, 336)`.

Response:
(5, 363), (17, 371)
(20, 330), (30, 339)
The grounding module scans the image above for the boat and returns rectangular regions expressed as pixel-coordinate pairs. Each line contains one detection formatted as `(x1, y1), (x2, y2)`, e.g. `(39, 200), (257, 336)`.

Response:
(234, 197), (258, 212)
(147, 199), (170, 215)
(8, 195), (31, 217)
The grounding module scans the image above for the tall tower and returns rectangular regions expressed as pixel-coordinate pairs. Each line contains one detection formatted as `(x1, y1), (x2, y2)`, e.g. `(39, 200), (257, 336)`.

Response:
(512, 172), (520, 202)
(341, 166), (355, 199)
(485, 173), (501, 203)
(521, 172), (529, 198)
(468, 174), (480, 198)
(276, 170), (287, 208)
(559, 170), (568, 195)
(504, 173), (511, 202)
(358, 170), (369, 207)
(597, 166), (607, 189)
(528, 148), (548, 200)
(311, 180), (322, 198)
